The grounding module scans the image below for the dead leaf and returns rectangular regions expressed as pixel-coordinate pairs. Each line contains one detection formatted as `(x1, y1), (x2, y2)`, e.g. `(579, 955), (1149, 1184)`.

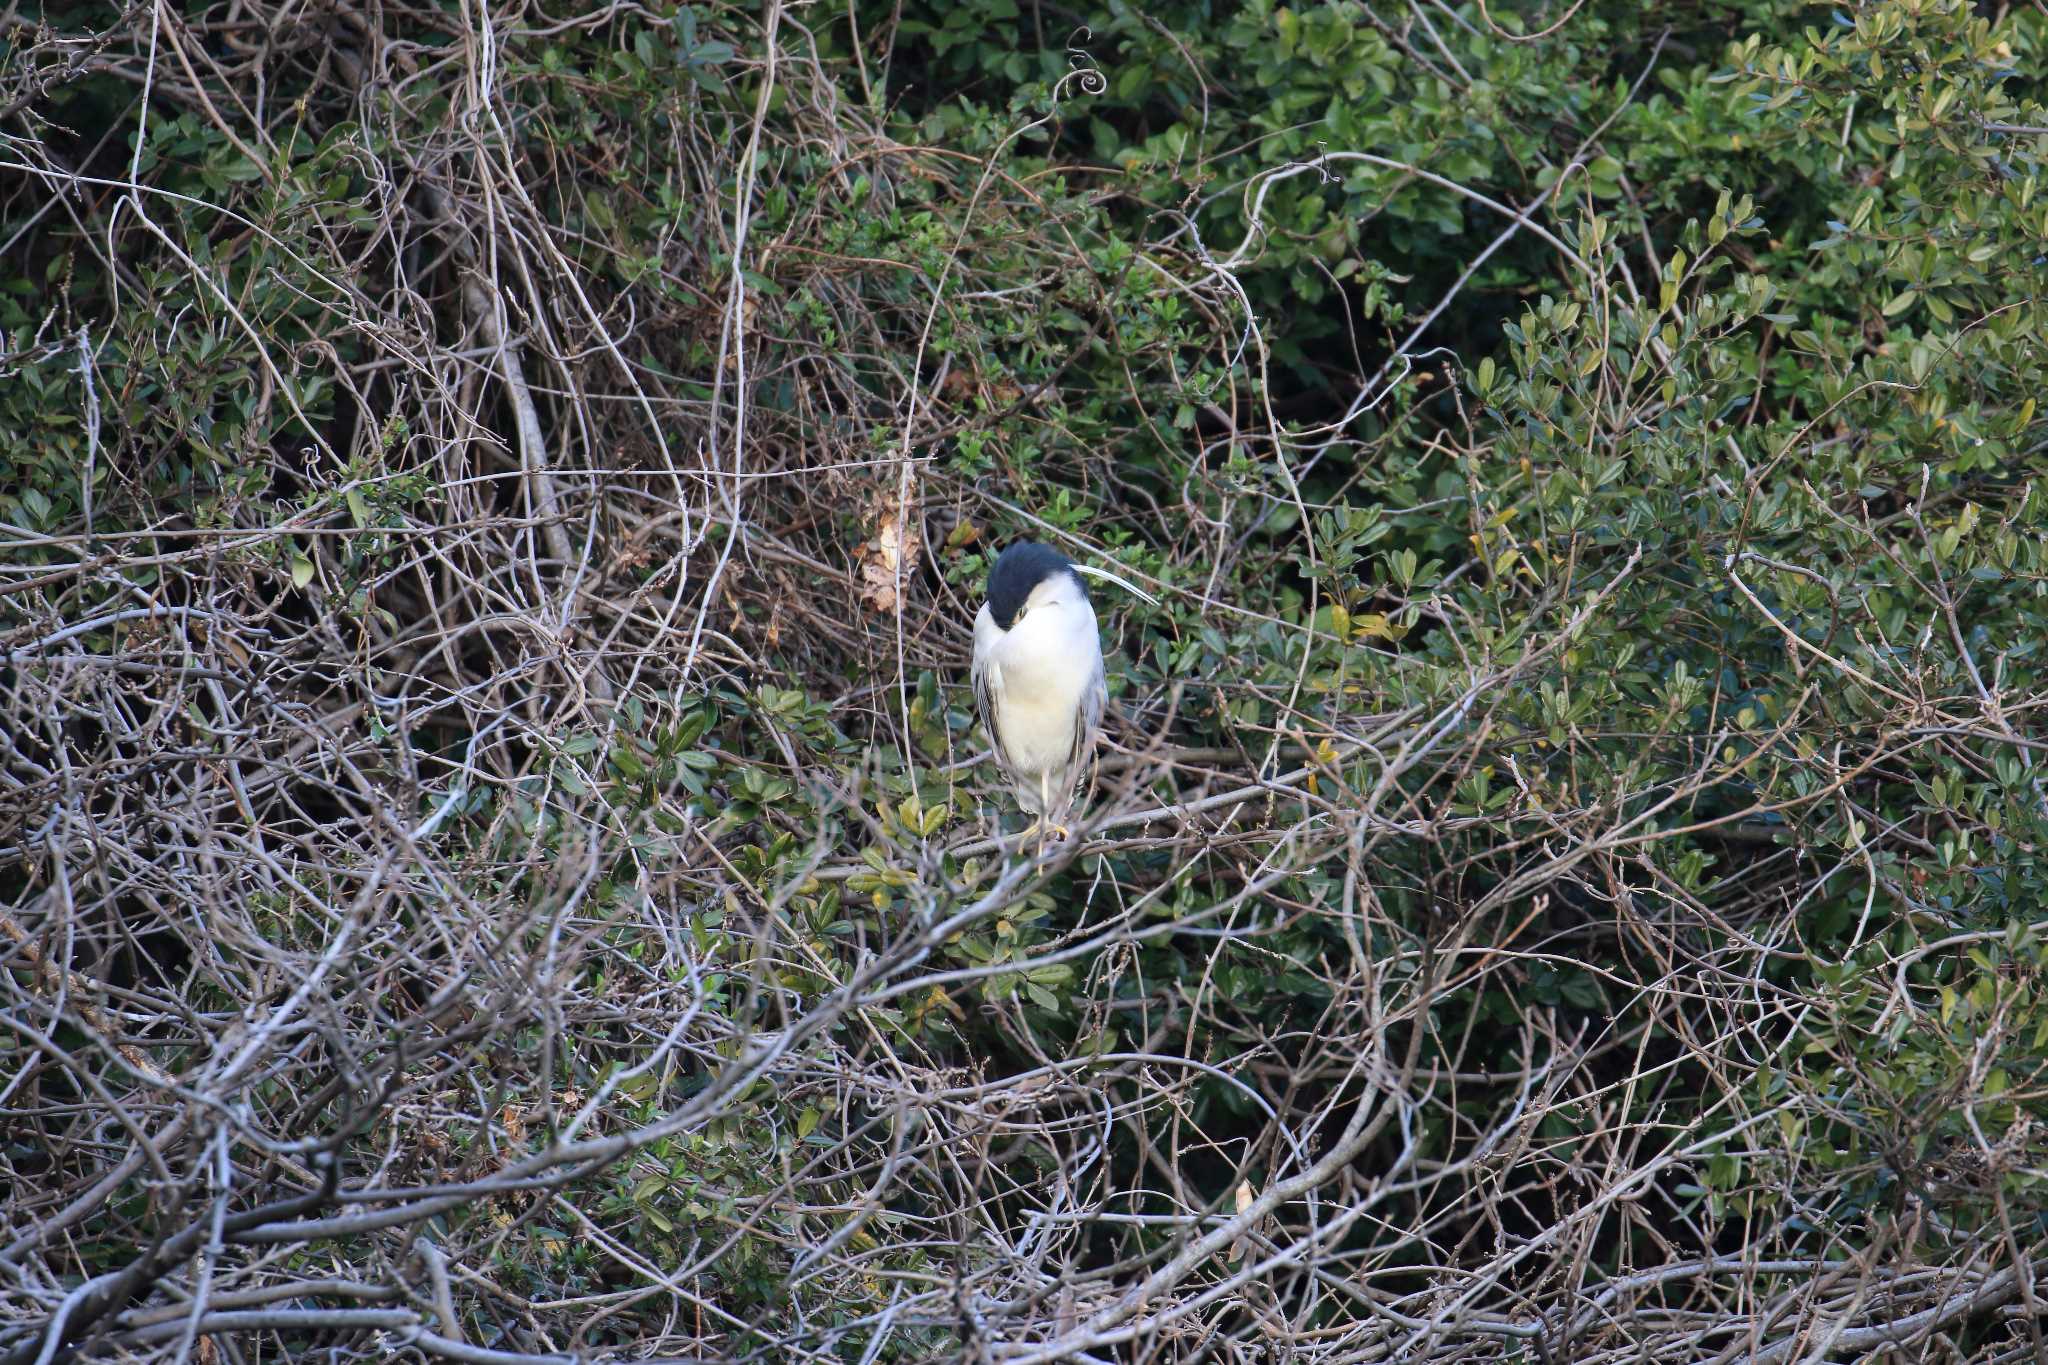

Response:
(1228, 1179), (1257, 1262)
(855, 505), (922, 614)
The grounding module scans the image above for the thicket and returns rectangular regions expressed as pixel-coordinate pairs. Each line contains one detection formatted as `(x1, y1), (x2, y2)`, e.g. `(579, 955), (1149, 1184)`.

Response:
(2, 0), (2046, 1359)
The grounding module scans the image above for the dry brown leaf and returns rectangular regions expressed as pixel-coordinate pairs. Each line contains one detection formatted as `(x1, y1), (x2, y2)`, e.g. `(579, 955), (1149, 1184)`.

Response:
(855, 506), (921, 614)
(1228, 1179), (1257, 1262)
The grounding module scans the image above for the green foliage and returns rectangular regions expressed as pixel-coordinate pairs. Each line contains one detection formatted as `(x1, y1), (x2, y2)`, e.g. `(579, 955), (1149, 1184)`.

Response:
(874, 0), (2048, 1281)
(7, 0), (2048, 1355)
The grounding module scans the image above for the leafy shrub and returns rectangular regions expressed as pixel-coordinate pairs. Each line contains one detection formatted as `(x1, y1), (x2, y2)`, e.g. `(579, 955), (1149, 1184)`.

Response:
(3, 0), (2046, 1360)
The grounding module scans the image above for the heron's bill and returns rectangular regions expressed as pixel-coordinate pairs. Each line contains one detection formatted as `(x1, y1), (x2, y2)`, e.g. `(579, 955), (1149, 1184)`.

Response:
(1070, 563), (1161, 606)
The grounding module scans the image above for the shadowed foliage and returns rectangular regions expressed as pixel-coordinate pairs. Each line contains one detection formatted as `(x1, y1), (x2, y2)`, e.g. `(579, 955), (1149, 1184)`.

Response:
(3, 0), (2047, 1360)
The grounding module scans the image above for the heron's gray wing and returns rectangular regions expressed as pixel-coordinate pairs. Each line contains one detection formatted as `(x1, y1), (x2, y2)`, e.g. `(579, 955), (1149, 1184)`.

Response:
(1066, 660), (1106, 789)
(972, 656), (1000, 760)
(971, 610), (1011, 776)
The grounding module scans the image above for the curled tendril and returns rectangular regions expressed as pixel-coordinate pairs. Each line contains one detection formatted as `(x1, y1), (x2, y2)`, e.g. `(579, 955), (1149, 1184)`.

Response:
(1290, 141), (1339, 185)
(1060, 25), (1107, 97)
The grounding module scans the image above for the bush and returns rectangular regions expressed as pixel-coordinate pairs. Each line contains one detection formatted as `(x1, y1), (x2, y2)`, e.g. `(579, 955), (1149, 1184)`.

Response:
(3, 0), (2046, 1360)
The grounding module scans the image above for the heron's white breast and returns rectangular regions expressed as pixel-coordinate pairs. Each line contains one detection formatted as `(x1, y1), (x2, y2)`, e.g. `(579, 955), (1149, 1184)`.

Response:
(985, 596), (1100, 777)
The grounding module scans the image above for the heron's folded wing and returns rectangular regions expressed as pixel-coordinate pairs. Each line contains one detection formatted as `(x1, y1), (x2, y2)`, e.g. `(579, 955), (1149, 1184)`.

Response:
(1067, 662), (1106, 781)
(971, 646), (1009, 774)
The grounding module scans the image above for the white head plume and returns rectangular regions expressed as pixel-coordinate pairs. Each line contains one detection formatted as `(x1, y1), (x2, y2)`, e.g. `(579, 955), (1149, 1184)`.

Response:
(1069, 562), (1160, 606)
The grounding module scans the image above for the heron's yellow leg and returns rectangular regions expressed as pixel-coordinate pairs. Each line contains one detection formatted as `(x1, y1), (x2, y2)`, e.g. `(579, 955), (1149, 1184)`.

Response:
(1039, 773), (1051, 857)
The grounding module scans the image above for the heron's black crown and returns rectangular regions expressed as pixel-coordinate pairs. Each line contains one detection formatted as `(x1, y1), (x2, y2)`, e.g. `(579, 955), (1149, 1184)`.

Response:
(986, 541), (1087, 631)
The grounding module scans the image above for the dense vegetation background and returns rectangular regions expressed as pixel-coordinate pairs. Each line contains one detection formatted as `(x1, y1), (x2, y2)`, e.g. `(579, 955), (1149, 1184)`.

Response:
(3, 0), (2046, 1359)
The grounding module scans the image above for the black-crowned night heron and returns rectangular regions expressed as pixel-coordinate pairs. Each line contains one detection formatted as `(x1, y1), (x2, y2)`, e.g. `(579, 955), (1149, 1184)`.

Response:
(971, 541), (1154, 842)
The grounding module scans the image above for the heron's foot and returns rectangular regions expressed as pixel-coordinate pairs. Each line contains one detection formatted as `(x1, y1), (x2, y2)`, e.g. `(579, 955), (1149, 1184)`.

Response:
(1017, 818), (1074, 852)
